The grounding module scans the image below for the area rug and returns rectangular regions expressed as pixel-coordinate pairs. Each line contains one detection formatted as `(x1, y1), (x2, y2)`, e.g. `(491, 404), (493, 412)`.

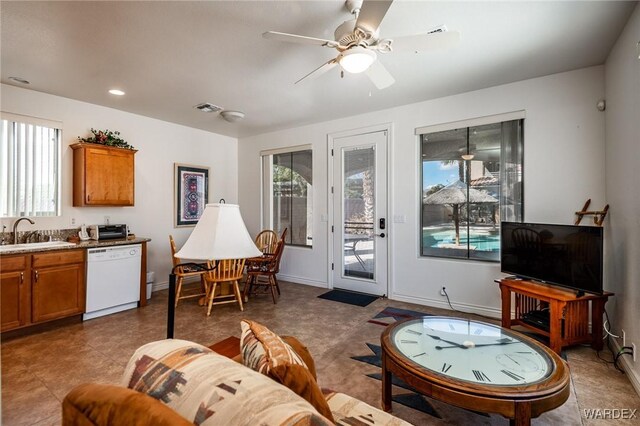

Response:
(315, 305), (581, 425)
(317, 289), (379, 307)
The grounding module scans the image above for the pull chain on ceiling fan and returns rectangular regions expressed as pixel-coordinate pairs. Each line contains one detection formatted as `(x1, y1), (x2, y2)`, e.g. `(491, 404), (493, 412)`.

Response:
(263, 0), (460, 89)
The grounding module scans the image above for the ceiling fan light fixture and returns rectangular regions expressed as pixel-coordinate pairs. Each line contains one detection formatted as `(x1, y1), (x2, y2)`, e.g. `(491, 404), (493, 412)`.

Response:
(339, 46), (376, 74)
(461, 154), (475, 161)
(220, 110), (245, 123)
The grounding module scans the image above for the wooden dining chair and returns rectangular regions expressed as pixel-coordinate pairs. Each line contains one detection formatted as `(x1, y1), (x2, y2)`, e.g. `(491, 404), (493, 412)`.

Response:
(169, 235), (208, 308)
(243, 239), (285, 304)
(204, 258), (246, 316)
(255, 229), (278, 254)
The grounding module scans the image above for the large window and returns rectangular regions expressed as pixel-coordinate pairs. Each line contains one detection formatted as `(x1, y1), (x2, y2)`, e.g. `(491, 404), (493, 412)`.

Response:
(262, 147), (312, 247)
(0, 115), (62, 217)
(420, 118), (523, 261)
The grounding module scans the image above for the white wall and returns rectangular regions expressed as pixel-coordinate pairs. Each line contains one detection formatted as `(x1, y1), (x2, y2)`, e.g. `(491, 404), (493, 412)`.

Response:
(239, 66), (606, 316)
(604, 3), (640, 393)
(1, 84), (238, 287)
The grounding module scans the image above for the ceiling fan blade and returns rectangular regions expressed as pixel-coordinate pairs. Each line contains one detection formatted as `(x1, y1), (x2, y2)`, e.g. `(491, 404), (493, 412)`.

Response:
(365, 60), (395, 90)
(295, 59), (338, 85)
(263, 31), (340, 48)
(390, 30), (460, 53)
(356, 0), (393, 34)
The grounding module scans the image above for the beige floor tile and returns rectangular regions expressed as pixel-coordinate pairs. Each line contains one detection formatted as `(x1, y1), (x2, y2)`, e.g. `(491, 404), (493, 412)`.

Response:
(1, 281), (639, 425)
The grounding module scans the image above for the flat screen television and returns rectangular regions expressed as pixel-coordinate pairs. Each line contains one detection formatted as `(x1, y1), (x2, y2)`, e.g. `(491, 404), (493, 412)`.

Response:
(501, 221), (603, 295)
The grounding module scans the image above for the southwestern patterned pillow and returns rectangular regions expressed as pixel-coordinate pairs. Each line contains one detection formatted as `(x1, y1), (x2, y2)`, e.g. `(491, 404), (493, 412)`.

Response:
(240, 320), (334, 422)
(240, 319), (308, 373)
(122, 339), (332, 426)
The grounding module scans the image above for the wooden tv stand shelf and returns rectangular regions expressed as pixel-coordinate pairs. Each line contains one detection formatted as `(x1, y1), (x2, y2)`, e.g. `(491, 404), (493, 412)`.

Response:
(497, 279), (613, 354)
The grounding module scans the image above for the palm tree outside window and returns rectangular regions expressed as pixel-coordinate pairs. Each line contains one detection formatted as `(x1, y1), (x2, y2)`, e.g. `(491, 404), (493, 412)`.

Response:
(420, 119), (523, 261)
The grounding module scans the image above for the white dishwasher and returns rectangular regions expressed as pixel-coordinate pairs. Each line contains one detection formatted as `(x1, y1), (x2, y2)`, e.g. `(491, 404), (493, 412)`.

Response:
(84, 244), (141, 320)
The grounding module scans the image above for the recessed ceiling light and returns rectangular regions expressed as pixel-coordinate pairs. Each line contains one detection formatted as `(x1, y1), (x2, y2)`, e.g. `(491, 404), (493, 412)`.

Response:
(9, 76), (30, 85)
(220, 110), (245, 123)
(109, 89), (125, 96)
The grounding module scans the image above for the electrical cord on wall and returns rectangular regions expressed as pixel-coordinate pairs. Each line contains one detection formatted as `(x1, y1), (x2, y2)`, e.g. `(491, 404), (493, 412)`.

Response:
(596, 309), (633, 373)
(440, 287), (498, 322)
(603, 308), (620, 339)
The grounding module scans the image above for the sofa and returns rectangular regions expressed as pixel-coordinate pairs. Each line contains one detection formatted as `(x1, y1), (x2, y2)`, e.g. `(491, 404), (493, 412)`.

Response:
(63, 321), (411, 426)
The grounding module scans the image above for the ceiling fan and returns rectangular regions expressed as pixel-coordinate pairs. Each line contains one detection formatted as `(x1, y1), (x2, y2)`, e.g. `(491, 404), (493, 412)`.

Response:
(263, 0), (460, 89)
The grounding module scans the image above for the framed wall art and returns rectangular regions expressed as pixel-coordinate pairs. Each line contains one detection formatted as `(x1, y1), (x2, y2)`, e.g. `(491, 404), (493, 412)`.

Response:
(174, 163), (209, 227)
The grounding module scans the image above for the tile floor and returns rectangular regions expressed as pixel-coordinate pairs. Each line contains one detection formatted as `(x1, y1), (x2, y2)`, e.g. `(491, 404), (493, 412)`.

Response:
(1, 281), (639, 425)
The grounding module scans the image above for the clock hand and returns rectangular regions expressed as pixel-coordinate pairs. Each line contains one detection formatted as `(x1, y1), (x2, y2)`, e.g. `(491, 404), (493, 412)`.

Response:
(425, 334), (467, 349)
(435, 345), (468, 350)
(435, 341), (520, 350)
(473, 341), (520, 348)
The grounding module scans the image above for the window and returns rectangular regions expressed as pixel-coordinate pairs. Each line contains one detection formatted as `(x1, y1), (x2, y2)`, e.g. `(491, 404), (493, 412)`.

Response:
(0, 114), (62, 217)
(261, 147), (312, 247)
(419, 117), (523, 261)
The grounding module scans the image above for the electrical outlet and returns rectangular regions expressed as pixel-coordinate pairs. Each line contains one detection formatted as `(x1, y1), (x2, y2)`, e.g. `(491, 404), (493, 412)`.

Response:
(623, 330), (626, 346)
(633, 343), (637, 363)
(71, 217), (76, 225)
(440, 287), (447, 296)
(104, 216), (110, 225)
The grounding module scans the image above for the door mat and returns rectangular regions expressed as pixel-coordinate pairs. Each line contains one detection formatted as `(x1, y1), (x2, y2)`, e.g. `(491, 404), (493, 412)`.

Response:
(317, 289), (379, 307)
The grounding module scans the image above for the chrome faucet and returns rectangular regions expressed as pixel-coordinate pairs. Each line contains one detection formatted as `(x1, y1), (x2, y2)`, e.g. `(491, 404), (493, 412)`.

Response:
(12, 217), (35, 244)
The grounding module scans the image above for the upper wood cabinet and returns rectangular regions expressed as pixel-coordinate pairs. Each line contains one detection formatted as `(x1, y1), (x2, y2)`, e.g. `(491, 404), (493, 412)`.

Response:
(71, 143), (137, 206)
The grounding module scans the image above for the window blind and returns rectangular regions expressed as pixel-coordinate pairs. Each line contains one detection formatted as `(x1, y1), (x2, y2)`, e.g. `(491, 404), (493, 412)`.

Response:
(0, 117), (61, 217)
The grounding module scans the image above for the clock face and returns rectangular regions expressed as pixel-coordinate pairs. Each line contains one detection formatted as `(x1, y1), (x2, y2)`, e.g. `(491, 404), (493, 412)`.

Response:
(391, 317), (553, 386)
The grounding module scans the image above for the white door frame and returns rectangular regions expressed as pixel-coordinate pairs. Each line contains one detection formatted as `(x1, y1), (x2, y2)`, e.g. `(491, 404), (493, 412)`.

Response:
(327, 123), (393, 295)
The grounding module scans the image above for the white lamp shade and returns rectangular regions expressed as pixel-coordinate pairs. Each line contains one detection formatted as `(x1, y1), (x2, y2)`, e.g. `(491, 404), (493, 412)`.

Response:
(174, 203), (261, 261)
(339, 46), (377, 74)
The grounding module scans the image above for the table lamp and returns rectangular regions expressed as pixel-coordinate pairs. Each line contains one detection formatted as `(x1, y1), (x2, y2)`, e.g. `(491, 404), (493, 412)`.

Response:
(167, 202), (261, 338)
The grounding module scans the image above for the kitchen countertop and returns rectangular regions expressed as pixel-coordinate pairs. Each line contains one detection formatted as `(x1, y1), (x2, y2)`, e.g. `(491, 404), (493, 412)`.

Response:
(0, 237), (151, 255)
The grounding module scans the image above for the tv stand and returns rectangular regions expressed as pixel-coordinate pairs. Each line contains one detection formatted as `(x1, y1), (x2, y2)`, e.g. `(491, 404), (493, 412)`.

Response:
(497, 278), (613, 354)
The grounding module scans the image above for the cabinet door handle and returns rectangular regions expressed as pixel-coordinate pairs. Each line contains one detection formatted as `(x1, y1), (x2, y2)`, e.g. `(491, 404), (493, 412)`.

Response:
(20, 272), (24, 284)
(87, 195), (91, 202)
(34, 270), (39, 282)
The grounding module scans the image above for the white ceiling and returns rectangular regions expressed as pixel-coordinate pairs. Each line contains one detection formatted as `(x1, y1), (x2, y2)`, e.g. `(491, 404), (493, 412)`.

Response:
(1, 1), (636, 138)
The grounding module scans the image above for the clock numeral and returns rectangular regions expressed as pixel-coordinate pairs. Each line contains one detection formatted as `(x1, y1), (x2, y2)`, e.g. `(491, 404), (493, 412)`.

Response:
(473, 328), (483, 335)
(413, 352), (426, 358)
(501, 369), (525, 381)
(472, 369), (491, 382)
(406, 329), (422, 335)
(400, 340), (418, 344)
(442, 363), (452, 373)
(448, 323), (456, 331)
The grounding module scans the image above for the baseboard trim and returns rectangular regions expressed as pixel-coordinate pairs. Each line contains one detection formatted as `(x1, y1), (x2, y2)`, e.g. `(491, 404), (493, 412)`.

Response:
(389, 292), (502, 319)
(276, 274), (328, 289)
(152, 276), (200, 292)
(611, 338), (640, 397)
(152, 275), (327, 293)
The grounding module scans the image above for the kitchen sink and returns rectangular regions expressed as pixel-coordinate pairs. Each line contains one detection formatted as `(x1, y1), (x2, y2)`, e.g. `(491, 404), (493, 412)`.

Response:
(0, 241), (77, 253)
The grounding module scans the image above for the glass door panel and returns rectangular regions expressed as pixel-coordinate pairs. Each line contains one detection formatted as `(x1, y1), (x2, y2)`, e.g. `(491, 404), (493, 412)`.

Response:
(343, 147), (375, 280)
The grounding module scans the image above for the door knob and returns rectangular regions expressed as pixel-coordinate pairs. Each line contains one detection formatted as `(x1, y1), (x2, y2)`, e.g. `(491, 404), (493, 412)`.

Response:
(375, 233), (386, 238)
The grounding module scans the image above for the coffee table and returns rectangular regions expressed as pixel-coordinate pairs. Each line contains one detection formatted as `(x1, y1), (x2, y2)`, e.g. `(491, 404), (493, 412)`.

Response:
(381, 316), (570, 426)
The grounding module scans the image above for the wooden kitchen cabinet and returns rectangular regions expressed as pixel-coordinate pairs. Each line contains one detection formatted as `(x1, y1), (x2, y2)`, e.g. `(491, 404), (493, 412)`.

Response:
(1, 249), (85, 332)
(71, 143), (137, 206)
(32, 250), (85, 323)
(0, 255), (31, 332)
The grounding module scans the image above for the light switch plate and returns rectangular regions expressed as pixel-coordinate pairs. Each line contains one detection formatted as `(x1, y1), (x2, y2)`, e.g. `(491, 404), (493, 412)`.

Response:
(393, 214), (406, 223)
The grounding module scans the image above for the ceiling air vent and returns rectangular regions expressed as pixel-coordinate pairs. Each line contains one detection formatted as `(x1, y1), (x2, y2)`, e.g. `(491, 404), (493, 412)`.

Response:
(194, 103), (223, 113)
(426, 25), (448, 34)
